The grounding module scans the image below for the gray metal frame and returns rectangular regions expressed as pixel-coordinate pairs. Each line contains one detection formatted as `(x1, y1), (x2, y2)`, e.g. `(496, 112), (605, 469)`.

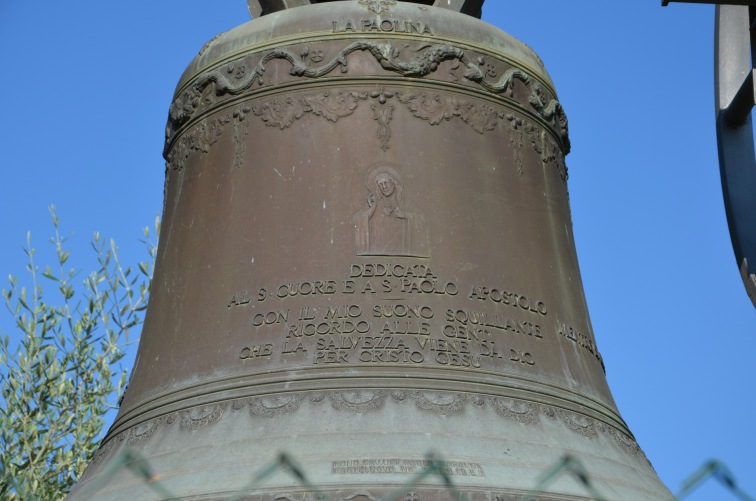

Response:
(664, 1), (756, 5)
(715, 5), (756, 308)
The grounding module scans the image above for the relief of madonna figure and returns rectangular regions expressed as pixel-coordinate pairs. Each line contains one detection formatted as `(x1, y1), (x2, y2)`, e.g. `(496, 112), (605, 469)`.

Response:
(353, 163), (430, 257)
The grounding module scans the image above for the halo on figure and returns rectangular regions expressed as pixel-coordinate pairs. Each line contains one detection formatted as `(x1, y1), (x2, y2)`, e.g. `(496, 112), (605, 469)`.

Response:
(364, 162), (404, 198)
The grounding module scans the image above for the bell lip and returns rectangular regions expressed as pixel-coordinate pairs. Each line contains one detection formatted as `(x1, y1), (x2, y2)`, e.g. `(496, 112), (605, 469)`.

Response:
(172, 2), (558, 101)
(107, 366), (628, 445)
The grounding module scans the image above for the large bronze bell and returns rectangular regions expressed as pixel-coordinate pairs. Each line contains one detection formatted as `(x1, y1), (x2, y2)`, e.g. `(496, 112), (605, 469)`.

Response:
(70, 1), (673, 499)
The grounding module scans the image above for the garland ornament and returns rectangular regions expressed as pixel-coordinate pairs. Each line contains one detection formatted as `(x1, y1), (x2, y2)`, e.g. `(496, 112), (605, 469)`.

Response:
(167, 42), (569, 152)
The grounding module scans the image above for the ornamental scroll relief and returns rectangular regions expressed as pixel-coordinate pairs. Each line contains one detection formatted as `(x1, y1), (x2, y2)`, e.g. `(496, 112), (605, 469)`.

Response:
(166, 41), (569, 153)
(358, 0), (397, 15)
(91, 390), (647, 466)
(166, 105), (251, 173)
(166, 90), (568, 183)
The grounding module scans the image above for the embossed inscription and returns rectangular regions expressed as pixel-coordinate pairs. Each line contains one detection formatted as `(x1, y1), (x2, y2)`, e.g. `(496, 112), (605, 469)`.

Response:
(228, 289), (252, 307)
(332, 459), (484, 477)
(252, 310), (289, 326)
(251, 264), (458, 305)
(445, 309), (542, 339)
(349, 263), (436, 279)
(557, 322), (604, 368)
(468, 286), (547, 315)
(258, 281), (338, 300)
(316, 335), (427, 365)
(350, 263), (457, 296)
(332, 19), (433, 35)
(239, 344), (273, 360)
(237, 264), (553, 369)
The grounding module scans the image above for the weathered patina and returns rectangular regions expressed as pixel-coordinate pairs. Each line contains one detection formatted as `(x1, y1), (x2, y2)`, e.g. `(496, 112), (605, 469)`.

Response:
(69, 2), (672, 499)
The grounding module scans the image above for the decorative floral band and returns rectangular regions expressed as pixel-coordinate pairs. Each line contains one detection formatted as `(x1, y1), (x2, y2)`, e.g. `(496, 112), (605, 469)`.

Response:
(92, 389), (646, 467)
(165, 89), (568, 182)
(167, 40), (569, 155)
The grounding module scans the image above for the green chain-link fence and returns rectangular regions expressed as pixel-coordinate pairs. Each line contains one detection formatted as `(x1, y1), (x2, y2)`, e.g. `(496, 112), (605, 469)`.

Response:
(67, 449), (754, 501)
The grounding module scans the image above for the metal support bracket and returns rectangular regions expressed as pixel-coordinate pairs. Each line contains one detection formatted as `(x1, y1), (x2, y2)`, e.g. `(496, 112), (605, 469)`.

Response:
(432, 0), (484, 18)
(716, 5), (756, 308)
(249, 0), (484, 19)
(662, 0), (756, 5)
(725, 69), (756, 126)
(248, 0), (311, 18)
(663, 0), (756, 308)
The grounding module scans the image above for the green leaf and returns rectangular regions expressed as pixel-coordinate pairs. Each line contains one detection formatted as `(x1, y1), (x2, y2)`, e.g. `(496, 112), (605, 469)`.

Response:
(0, 212), (156, 498)
(138, 262), (149, 277)
(41, 266), (58, 282)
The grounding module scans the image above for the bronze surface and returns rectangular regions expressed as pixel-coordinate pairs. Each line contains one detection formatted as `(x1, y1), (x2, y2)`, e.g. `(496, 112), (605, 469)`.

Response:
(69, 2), (672, 499)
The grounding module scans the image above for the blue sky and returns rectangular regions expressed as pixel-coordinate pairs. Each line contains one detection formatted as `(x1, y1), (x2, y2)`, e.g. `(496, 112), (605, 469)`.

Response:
(1, 1), (754, 499)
